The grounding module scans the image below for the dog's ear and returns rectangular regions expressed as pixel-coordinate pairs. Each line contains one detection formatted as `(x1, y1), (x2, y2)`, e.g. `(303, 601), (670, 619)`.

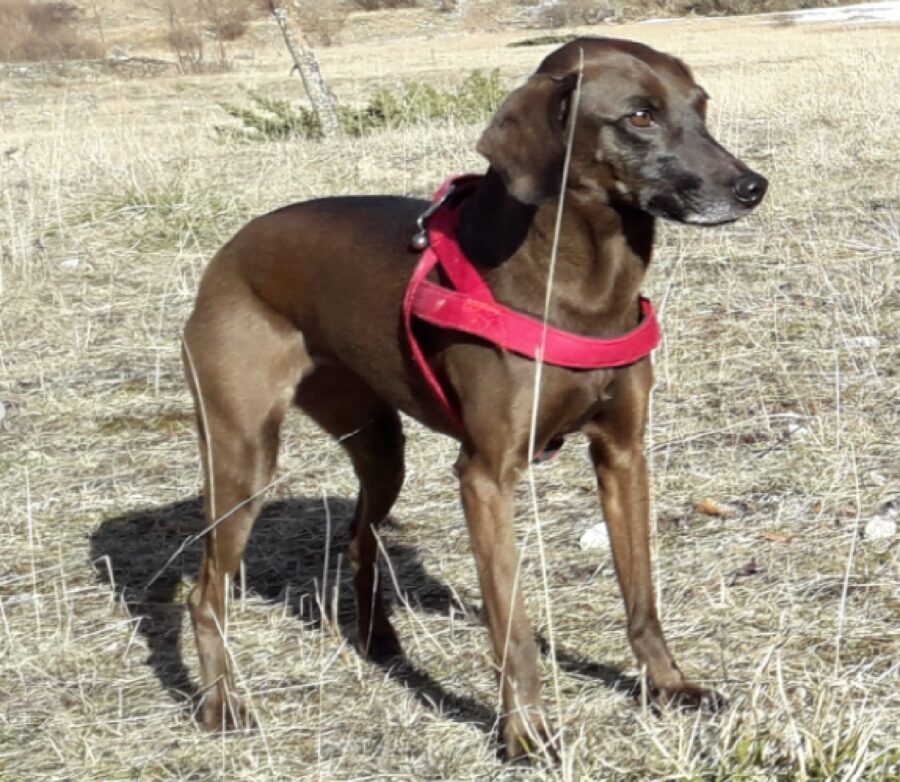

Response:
(477, 73), (578, 205)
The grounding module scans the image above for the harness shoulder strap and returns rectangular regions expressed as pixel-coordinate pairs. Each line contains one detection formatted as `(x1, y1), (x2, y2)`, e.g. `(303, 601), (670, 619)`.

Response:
(402, 174), (662, 431)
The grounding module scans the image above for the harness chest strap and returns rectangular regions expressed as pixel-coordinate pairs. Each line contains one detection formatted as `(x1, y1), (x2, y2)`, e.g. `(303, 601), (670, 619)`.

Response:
(402, 176), (662, 428)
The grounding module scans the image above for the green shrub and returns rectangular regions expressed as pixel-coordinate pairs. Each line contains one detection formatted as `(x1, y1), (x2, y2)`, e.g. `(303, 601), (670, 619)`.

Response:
(218, 91), (321, 140)
(217, 69), (506, 141)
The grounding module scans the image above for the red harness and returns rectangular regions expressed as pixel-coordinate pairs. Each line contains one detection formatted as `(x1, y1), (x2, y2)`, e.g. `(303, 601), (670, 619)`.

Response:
(403, 175), (661, 430)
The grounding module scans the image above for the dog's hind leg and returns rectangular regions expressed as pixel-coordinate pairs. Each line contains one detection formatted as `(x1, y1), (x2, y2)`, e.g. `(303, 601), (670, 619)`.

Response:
(183, 287), (311, 731)
(295, 370), (405, 662)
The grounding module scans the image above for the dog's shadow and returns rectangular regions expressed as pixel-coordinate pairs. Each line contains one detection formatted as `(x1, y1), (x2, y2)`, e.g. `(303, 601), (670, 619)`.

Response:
(90, 495), (636, 735)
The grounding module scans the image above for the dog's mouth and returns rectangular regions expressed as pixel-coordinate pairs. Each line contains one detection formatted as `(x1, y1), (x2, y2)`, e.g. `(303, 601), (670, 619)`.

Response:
(672, 204), (750, 227)
(643, 179), (767, 227)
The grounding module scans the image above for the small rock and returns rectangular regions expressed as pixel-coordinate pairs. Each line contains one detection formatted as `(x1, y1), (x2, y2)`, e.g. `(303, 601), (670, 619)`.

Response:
(864, 516), (897, 541)
(58, 257), (80, 270)
(844, 336), (880, 349)
(694, 497), (735, 518)
(580, 522), (611, 551)
(786, 421), (812, 439)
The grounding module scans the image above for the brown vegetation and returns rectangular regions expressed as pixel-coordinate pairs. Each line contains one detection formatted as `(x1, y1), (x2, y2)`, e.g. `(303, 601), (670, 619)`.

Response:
(141, 0), (254, 71)
(0, 1), (102, 61)
(534, 0), (616, 27)
(291, 0), (352, 46)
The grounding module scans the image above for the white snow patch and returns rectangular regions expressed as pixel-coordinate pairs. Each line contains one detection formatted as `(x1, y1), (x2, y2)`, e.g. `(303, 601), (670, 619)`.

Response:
(785, 1), (900, 24)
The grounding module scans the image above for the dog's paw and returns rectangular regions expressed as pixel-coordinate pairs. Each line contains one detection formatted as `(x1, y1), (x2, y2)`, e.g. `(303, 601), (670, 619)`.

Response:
(361, 626), (404, 664)
(503, 710), (559, 764)
(198, 692), (256, 733)
(653, 680), (726, 713)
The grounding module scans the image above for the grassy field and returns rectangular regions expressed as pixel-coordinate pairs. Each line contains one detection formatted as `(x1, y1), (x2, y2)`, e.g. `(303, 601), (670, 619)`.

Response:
(1, 11), (899, 781)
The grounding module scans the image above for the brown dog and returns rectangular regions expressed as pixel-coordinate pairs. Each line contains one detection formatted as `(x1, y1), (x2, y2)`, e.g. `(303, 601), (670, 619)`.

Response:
(183, 37), (767, 758)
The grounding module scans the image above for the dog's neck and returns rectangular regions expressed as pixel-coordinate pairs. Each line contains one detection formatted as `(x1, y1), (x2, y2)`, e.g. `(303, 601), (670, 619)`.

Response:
(455, 168), (654, 338)
(454, 169), (536, 269)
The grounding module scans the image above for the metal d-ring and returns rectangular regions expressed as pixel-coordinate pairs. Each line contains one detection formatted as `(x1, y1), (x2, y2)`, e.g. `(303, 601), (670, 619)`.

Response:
(410, 183), (456, 250)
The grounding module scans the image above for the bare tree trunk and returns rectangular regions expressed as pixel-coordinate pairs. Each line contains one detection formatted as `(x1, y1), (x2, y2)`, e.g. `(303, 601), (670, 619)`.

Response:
(268, 0), (341, 139)
(91, 0), (106, 54)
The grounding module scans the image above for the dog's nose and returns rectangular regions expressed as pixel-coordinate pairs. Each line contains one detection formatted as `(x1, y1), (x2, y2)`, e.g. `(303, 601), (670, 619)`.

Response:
(733, 172), (768, 206)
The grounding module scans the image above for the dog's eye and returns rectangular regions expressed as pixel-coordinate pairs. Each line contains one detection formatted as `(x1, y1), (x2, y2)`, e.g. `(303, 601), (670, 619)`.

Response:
(629, 110), (654, 128)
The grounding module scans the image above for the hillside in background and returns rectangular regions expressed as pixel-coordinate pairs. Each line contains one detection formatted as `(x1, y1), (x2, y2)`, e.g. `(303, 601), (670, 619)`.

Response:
(0, 0), (852, 64)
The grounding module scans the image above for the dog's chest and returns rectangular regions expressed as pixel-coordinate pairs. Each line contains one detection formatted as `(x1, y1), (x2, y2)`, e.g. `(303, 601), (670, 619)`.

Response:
(534, 364), (618, 436)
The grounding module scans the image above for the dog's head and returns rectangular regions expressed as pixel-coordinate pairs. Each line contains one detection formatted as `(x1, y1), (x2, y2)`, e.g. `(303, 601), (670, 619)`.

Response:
(478, 37), (767, 226)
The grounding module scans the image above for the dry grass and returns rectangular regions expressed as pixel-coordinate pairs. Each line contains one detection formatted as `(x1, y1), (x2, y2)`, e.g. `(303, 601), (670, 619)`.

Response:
(1, 15), (899, 782)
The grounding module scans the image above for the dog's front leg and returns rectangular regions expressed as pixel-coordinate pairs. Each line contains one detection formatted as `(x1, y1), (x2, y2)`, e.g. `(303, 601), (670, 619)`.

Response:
(456, 449), (553, 760)
(586, 383), (718, 709)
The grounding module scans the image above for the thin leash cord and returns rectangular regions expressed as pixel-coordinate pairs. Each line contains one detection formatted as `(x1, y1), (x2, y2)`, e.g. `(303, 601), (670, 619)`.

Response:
(524, 49), (585, 765)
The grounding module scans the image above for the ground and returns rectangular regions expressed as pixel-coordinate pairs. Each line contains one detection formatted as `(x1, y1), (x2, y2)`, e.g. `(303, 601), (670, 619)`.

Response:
(0, 9), (898, 782)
